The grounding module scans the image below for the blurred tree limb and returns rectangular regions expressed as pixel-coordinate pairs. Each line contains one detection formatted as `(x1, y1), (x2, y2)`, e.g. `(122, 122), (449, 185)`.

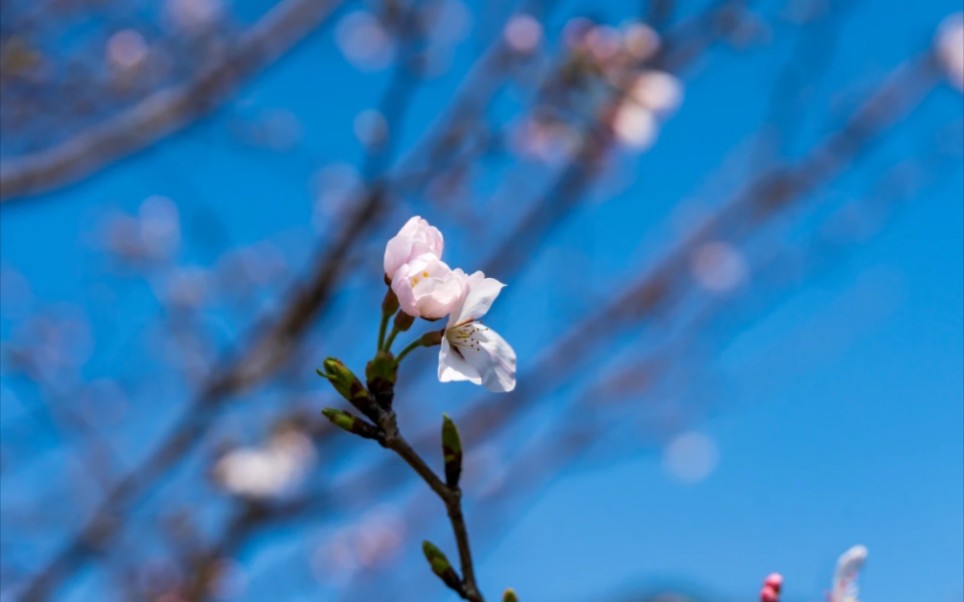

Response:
(0, 0), (344, 203)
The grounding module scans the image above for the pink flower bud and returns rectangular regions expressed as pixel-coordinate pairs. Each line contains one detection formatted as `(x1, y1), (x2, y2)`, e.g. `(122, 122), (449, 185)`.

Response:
(760, 585), (780, 602)
(383, 216), (444, 279)
(764, 572), (783, 592)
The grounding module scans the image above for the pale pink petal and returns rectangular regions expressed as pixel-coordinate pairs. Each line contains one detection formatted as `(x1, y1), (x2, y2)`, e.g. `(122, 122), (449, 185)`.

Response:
(392, 255), (463, 319)
(383, 216), (444, 278)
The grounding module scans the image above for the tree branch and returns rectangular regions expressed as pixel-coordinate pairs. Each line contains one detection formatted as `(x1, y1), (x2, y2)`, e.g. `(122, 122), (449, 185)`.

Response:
(374, 409), (484, 601)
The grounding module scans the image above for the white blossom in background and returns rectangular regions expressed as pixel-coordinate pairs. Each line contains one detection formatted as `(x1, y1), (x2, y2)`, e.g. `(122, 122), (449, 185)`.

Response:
(629, 71), (684, 117)
(106, 29), (148, 72)
(336, 11), (394, 71)
(622, 22), (660, 60)
(830, 545), (869, 602)
(354, 109), (389, 148)
(214, 430), (315, 499)
(585, 25), (622, 63)
(504, 14), (543, 53)
(100, 196), (180, 262)
(510, 117), (581, 165)
(165, 0), (222, 32)
(156, 266), (208, 309)
(613, 71), (683, 151)
(612, 102), (658, 149)
(662, 431), (719, 483)
(139, 195), (181, 258)
(438, 270), (517, 392)
(311, 506), (405, 587)
(690, 241), (748, 293)
(936, 13), (964, 91)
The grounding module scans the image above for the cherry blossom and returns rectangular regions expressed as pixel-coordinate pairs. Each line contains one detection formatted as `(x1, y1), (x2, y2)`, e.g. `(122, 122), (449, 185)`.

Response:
(438, 270), (516, 392)
(391, 253), (464, 319)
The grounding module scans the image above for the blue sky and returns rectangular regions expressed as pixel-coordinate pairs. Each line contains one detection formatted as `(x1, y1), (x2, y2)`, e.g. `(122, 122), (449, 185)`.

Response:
(1, 0), (962, 601)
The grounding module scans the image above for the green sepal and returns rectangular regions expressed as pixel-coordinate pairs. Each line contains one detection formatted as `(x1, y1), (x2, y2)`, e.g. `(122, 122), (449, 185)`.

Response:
(421, 540), (463, 593)
(321, 358), (378, 419)
(322, 358), (365, 401)
(321, 408), (378, 439)
(503, 589), (519, 602)
(441, 414), (463, 488)
(419, 329), (444, 347)
(381, 288), (399, 315)
(393, 310), (415, 332)
(366, 350), (397, 409)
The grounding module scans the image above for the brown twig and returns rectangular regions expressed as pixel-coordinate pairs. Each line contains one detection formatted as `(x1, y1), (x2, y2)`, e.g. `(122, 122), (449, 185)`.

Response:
(374, 411), (484, 602)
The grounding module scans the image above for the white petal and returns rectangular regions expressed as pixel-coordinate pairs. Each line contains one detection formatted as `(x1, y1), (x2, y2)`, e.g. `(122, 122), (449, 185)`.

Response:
(453, 271), (505, 325)
(441, 323), (516, 392)
(438, 337), (482, 385)
(832, 545), (868, 602)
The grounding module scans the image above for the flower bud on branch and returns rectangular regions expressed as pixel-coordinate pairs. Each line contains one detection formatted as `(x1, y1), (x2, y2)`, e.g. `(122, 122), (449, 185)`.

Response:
(502, 588), (519, 602)
(394, 310), (415, 332)
(441, 414), (463, 488)
(321, 408), (379, 439)
(420, 329), (444, 347)
(422, 540), (463, 594)
(760, 573), (782, 602)
(366, 351), (398, 409)
(318, 359), (380, 420)
(382, 288), (399, 315)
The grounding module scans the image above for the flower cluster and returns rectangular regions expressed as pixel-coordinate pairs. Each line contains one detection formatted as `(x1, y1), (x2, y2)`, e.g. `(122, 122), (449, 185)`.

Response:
(384, 216), (517, 393)
(318, 220), (519, 601)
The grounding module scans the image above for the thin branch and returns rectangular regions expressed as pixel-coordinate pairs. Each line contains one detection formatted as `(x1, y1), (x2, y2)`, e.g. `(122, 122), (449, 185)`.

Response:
(374, 409), (483, 601)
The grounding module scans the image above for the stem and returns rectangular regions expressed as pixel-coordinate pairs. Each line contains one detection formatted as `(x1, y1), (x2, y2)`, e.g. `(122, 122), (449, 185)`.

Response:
(383, 325), (401, 351)
(377, 311), (392, 351)
(394, 338), (424, 364)
(377, 413), (484, 602)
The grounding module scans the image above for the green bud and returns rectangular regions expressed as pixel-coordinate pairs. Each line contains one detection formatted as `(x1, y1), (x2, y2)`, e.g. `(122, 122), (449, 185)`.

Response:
(393, 310), (415, 332)
(441, 414), (463, 488)
(321, 408), (378, 439)
(503, 589), (519, 602)
(421, 540), (462, 593)
(321, 358), (378, 419)
(366, 350), (397, 409)
(322, 358), (364, 400)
